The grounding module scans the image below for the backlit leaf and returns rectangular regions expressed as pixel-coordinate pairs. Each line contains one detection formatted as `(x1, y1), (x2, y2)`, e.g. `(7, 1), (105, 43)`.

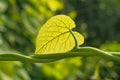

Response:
(35, 15), (84, 54)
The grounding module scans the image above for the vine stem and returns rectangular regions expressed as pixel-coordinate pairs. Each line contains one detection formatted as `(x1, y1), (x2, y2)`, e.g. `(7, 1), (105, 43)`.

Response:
(0, 47), (120, 63)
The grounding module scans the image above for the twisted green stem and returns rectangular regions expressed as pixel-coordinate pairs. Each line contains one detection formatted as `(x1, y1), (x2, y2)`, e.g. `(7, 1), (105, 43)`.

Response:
(0, 47), (120, 63)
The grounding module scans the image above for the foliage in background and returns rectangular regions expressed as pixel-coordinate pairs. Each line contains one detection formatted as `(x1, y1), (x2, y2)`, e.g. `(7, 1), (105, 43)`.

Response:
(0, 0), (120, 80)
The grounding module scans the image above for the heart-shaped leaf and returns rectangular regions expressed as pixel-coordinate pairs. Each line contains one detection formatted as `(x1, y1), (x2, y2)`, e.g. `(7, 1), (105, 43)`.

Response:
(35, 15), (84, 54)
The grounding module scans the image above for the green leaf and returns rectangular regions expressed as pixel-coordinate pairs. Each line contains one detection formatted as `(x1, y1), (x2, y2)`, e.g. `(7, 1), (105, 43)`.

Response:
(35, 15), (84, 54)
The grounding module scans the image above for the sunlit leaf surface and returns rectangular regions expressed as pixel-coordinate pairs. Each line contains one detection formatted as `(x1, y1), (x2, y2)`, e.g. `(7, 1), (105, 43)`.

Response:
(35, 15), (84, 54)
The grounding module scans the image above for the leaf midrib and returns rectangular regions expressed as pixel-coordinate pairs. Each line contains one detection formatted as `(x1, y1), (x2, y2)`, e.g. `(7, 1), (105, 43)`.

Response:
(36, 30), (71, 53)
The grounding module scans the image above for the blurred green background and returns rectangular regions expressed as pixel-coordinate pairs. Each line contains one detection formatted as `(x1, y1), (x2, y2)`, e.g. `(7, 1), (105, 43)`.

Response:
(0, 0), (120, 80)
